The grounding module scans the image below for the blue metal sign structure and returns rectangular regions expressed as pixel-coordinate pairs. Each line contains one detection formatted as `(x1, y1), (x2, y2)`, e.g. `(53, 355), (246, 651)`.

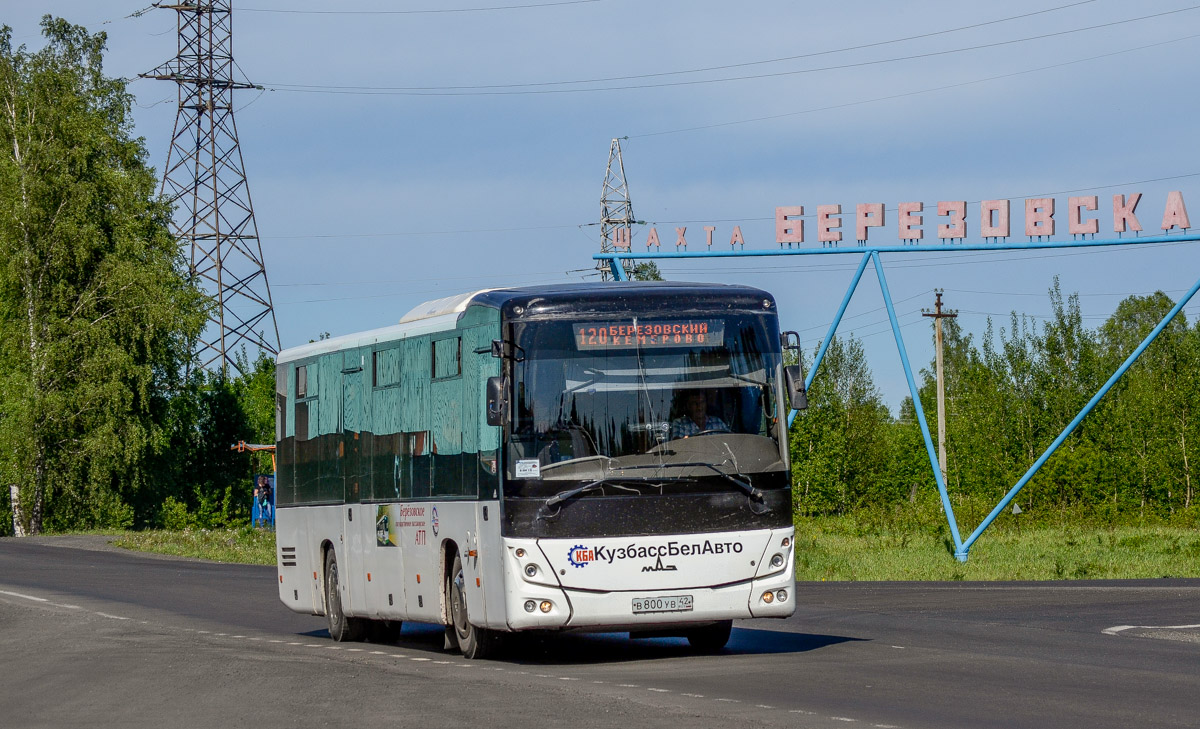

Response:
(597, 232), (1200, 560)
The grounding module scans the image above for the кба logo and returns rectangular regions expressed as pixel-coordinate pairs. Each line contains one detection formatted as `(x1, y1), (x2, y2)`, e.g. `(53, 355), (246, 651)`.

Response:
(567, 544), (595, 568)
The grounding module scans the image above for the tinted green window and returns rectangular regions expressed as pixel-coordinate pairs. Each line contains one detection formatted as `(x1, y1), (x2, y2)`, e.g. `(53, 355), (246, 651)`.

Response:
(433, 337), (461, 380)
(373, 346), (401, 388)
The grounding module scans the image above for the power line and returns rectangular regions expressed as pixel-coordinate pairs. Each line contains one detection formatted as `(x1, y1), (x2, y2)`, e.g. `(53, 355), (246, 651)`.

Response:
(260, 6), (1200, 96)
(241, 0), (603, 14)
(631, 33), (1200, 138)
(264, 1), (1095, 87)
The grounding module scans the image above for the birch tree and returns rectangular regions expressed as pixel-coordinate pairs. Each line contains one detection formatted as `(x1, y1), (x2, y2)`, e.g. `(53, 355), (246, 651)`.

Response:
(0, 18), (203, 534)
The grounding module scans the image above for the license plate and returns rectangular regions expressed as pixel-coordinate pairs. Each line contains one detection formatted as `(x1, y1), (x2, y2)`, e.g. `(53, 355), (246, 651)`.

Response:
(632, 594), (694, 614)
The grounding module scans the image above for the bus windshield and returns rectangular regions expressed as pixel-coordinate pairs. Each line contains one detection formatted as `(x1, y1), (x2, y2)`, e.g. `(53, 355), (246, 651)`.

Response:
(506, 312), (785, 490)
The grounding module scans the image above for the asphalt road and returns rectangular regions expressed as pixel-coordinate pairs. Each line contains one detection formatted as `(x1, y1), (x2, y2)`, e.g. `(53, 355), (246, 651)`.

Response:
(1, 536), (1197, 729)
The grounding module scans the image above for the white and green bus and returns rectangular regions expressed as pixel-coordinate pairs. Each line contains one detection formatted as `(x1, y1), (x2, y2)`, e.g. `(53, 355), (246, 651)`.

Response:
(274, 282), (804, 658)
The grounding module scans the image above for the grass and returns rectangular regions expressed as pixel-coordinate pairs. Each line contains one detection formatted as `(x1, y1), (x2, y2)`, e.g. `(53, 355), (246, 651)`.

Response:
(794, 516), (1200, 581)
(112, 526), (276, 565)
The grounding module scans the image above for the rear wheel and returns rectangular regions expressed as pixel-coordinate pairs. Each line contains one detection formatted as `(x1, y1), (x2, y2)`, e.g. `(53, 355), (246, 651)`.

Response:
(686, 620), (732, 653)
(449, 552), (495, 659)
(324, 550), (364, 642)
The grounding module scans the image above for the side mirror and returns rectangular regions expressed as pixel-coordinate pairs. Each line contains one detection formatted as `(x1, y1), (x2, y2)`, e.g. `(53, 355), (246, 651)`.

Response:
(486, 375), (507, 426)
(784, 365), (808, 411)
(490, 339), (525, 362)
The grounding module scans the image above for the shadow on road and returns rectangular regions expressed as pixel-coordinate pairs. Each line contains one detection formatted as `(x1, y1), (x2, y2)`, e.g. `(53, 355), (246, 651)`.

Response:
(298, 623), (863, 664)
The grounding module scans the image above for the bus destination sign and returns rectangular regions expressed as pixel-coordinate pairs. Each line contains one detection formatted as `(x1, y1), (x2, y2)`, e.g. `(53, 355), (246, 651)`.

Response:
(573, 320), (725, 350)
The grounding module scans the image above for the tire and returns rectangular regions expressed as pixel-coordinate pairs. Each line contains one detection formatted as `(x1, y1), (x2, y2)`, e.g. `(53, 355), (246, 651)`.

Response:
(324, 550), (364, 642)
(686, 620), (732, 653)
(448, 552), (495, 659)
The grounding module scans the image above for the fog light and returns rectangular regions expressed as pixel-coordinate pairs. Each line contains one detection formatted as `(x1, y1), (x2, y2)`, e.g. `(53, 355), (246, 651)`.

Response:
(762, 591), (775, 604)
(776, 589), (788, 603)
(770, 553), (785, 569)
(539, 601), (553, 613)
(515, 548), (527, 558)
(524, 600), (536, 613)
(781, 537), (791, 548)
(525, 564), (538, 577)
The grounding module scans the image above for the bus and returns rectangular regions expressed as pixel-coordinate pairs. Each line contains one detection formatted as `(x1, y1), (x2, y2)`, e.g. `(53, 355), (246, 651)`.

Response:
(274, 282), (805, 658)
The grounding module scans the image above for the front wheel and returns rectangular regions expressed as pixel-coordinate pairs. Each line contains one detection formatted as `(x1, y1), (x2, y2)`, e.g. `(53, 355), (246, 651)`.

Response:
(325, 550), (364, 642)
(686, 620), (732, 653)
(449, 552), (496, 659)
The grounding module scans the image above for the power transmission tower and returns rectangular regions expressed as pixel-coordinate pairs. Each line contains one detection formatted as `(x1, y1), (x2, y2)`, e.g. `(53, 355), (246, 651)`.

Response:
(141, 0), (279, 377)
(599, 137), (638, 281)
(922, 290), (958, 482)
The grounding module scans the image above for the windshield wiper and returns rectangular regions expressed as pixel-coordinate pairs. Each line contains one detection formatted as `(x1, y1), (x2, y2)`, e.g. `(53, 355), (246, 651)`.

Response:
(611, 461), (765, 503)
(538, 477), (692, 517)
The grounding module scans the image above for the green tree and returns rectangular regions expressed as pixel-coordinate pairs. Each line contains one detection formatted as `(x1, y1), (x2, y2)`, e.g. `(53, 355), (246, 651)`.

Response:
(791, 336), (893, 514)
(0, 18), (204, 535)
(629, 261), (663, 281)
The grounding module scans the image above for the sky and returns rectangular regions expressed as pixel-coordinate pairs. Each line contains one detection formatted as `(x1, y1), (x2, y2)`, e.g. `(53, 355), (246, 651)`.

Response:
(7, 0), (1200, 409)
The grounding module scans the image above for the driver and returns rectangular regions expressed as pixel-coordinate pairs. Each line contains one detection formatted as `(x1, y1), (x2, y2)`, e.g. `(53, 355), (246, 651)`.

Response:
(670, 390), (729, 439)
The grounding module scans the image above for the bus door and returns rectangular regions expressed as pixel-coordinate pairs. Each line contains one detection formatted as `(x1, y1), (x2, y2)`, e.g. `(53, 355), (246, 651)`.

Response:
(341, 350), (368, 615)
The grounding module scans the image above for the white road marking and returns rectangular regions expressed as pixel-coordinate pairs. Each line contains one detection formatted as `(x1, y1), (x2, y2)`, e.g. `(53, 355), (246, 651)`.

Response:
(0, 589), (48, 602)
(648, 688), (669, 693)
(756, 704), (774, 709)
(1103, 623), (1200, 635)
(682, 693), (704, 698)
(715, 698), (739, 703)
(410, 657), (431, 661)
(95, 613), (129, 620)
(831, 717), (857, 722)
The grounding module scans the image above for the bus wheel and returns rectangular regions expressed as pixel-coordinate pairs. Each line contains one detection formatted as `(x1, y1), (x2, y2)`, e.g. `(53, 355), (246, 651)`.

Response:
(324, 550), (364, 642)
(449, 552), (494, 659)
(686, 620), (732, 653)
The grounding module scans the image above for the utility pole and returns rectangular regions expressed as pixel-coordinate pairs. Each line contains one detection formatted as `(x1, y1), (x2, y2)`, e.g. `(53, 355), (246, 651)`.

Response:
(922, 290), (957, 482)
(598, 137), (637, 281)
(141, 0), (279, 377)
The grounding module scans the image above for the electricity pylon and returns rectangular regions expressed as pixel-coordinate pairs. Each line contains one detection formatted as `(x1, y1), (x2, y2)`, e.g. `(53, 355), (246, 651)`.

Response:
(598, 137), (637, 280)
(141, 0), (279, 377)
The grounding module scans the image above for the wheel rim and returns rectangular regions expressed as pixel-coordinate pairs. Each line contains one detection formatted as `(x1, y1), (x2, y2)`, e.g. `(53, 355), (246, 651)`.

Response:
(451, 567), (470, 641)
(328, 561), (341, 631)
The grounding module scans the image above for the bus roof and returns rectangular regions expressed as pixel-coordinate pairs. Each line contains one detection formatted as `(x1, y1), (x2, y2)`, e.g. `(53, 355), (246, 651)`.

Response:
(276, 281), (773, 364)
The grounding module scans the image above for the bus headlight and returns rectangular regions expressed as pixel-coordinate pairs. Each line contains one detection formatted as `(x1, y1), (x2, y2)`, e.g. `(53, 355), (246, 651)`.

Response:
(770, 553), (785, 569)
(515, 548), (527, 558)
(525, 564), (539, 578)
(762, 591), (775, 604)
(540, 601), (553, 613)
(524, 600), (537, 613)
(776, 589), (788, 603)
